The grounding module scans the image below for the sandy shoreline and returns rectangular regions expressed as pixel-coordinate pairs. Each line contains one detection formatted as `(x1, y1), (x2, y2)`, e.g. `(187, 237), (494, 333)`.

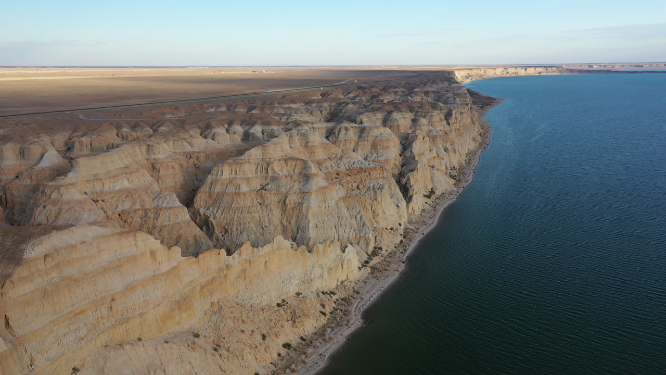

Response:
(285, 94), (504, 375)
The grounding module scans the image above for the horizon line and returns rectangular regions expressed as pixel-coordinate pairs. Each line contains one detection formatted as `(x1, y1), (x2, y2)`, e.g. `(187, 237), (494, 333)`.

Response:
(1, 62), (666, 69)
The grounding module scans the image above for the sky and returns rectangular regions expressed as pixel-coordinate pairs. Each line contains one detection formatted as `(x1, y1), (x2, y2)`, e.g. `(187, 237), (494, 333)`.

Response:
(1, 0), (665, 66)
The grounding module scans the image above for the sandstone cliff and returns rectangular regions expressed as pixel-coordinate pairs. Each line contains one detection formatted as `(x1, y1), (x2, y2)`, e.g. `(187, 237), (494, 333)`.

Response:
(192, 129), (406, 253)
(453, 66), (568, 83)
(0, 72), (490, 374)
(0, 226), (360, 375)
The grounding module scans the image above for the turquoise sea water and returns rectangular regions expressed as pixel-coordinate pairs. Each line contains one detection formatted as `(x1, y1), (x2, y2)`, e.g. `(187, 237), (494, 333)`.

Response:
(319, 74), (666, 374)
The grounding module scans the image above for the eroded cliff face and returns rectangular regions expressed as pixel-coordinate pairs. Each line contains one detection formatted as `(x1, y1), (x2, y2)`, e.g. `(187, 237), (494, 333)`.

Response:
(0, 74), (486, 255)
(22, 139), (218, 256)
(0, 226), (360, 375)
(0, 73), (490, 374)
(453, 66), (568, 83)
(192, 129), (406, 253)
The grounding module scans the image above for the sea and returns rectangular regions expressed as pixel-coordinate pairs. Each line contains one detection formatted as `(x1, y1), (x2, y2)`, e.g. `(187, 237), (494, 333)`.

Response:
(319, 74), (666, 375)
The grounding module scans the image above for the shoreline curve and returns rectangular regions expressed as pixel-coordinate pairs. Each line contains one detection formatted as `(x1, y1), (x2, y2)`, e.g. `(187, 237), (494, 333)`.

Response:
(292, 93), (505, 375)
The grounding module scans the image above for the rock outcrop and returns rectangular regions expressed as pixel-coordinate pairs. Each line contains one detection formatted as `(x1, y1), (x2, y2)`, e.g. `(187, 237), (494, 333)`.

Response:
(192, 129), (406, 253)
(22, 140), (214, 256)
(0, 72), (492, 374)
(453, 66), (568, 83)
(0, 226), (360, 375)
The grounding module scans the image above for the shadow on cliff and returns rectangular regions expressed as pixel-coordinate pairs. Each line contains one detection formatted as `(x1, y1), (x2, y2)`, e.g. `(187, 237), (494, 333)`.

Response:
(0, 224), (69, 284)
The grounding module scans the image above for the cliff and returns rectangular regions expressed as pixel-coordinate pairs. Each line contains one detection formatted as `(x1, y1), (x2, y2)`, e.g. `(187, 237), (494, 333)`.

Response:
(0, 72), (490, 374)
(192, 129), (407, 253)
(453, 66), (569, 83)
(0, 226), (360, 374)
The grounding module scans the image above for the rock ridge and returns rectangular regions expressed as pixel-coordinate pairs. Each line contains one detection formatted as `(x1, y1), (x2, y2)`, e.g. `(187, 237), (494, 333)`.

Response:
(0, 72), (492, 374)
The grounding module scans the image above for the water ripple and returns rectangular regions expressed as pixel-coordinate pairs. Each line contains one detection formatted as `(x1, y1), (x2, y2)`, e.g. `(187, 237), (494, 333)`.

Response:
(321, 74), (666, 375)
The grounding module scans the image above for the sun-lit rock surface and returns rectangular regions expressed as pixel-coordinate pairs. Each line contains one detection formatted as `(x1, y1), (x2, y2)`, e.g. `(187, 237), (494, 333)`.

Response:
(0, 226), (360, 375)
(453, 66), (567, 83)
(0, 72), (492, 374)
(192, 129), (407, 253)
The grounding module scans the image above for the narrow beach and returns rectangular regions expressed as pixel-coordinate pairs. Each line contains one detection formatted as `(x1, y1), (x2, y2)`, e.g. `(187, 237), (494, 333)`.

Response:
(288, 94), (504, 375)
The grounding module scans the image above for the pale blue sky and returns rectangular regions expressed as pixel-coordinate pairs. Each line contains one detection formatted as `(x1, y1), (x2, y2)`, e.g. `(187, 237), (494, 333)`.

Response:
(1, 0), (665, 66)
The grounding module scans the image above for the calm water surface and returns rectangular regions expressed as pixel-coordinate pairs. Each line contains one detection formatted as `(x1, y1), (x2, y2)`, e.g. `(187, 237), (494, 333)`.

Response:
(320, 74), (666, 375)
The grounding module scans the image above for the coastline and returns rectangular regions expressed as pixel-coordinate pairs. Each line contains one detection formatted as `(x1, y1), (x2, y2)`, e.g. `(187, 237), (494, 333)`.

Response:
(288, 94), (504, 375)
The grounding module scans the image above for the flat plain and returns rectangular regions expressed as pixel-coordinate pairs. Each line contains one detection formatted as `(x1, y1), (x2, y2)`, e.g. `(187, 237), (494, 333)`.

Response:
(0, 67), (416, 116)
(4, 63), (663, 117)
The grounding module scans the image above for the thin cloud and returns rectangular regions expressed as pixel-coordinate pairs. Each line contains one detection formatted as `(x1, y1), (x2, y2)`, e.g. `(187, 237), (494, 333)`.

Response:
(558, 23), (666, 39)
(381, 28), (460, 37)
(0, 40), (108, 65)
(0, 40), (80, 50)
(525, 23), (666, 44)
(424, 23), (666, 47)
(0, 40), (108, 50)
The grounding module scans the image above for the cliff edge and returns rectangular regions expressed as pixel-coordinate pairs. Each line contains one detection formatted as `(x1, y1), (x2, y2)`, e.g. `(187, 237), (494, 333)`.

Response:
(0, 72), (491, 374)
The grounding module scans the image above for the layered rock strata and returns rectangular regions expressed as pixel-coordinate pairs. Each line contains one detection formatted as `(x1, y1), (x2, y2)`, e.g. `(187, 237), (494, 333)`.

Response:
(453, 66), (567, 83)
(192, 129), (406, 252)
(0, 73), (491, 374)
(0, 226), (360, 375)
